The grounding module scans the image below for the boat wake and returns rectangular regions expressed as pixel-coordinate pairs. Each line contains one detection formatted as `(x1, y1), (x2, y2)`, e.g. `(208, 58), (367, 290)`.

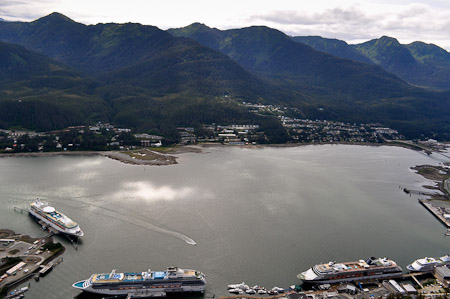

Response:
(13, 192), (198, 245)
(87, 204), (198, 245)
(118, 215), (197, 245)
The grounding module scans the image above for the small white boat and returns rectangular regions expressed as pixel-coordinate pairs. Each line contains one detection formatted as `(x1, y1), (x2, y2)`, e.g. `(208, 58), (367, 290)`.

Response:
(229, 288), (242, 294)
(258, 289), (267, 294)
(228, 282), (246, 289)
(245, 289), (256, 294)
(272, 286), (285, 293)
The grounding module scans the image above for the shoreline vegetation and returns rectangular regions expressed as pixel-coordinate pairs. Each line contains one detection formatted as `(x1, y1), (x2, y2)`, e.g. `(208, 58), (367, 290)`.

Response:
(0, 140), (447, 166)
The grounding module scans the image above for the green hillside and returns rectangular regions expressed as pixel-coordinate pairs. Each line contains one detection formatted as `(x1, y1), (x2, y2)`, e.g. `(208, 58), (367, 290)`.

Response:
(292, 34), (450, 91)
(0, 41), (110, 130)
(291, 36), (373, 64)
(170, 24), (450, 138)
(0, 14), (449, 140)
(0, 14), (293, 140)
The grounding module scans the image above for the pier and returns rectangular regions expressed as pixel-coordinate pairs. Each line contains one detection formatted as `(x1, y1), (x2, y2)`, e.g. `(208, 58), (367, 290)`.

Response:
(410, 275), (424, 289)
(419, 199), (450, 228)
(126, 291), (167, 298)
(219, 292), (293, 299)
(402, 188), (437, 196)
(38, 265), (53, 277)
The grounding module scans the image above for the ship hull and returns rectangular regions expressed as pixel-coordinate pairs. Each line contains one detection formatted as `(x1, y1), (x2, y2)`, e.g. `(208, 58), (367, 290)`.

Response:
(73, 280), (205, 296)
(406, 264), (435, 272)
(73, 267), (206, 297)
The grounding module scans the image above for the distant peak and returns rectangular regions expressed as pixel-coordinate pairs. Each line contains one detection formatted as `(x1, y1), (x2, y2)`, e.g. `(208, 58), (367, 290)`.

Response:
(189, 22), (208, 28)
(378, 36), (399, 44)
(33, 12), (75, 24)
(182, 22), (215, 32)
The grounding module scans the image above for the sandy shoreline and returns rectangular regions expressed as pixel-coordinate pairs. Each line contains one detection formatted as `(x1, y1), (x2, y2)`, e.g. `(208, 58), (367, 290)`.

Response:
(0, 146), (203, 166)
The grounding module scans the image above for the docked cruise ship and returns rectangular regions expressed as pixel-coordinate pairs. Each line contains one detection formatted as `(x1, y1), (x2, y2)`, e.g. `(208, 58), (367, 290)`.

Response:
(407, 255), (450, 272)
(29, 199), (84, 237)
(72, 267), (206, 297)
(298, 257), (403, 284)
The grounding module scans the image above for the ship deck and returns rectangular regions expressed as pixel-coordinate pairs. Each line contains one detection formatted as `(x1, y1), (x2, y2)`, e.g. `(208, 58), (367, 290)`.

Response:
(92, 271), (168, 283)
(31, 205), (78, 229)
(316, 259), (397, 273)
(92, 270), (201, 284)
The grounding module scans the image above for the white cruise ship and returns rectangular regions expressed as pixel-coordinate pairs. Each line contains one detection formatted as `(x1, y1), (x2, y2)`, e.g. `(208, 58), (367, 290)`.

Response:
(406, 255), (450, 272)
(29, 199), (84, 237)
(73, 266), (206, 297)
(298, 257), (403, 284)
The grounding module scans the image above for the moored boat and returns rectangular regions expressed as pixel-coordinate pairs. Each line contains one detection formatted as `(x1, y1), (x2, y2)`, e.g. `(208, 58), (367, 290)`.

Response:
(406, 255), (450, 272)
(257, 289), (267, 294)
(298, 257), (402, 284)
(73, 266), (206, 297)
(227, 282), (247, 289)
(29, 199), (83, 237)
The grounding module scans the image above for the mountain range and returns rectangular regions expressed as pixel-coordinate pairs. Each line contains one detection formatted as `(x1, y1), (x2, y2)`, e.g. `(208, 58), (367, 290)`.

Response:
(0, 13), (449, 140)
(292, 35), (450, 91)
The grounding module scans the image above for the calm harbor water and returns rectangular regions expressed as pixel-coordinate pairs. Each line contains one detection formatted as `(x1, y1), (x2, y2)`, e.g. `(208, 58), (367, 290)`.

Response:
(0, 144), (449, 298)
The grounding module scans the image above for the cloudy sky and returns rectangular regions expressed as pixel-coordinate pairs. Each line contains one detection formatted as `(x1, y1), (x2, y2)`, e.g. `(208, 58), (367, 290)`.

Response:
(1, 0), (450, 50)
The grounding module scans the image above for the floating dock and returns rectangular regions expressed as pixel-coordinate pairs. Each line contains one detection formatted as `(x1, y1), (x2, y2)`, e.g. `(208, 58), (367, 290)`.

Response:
(403, 188), (436, 196)
(38, 265), (53, 277)
(419, 199), (450, 228)
(126, 291), (167, 298)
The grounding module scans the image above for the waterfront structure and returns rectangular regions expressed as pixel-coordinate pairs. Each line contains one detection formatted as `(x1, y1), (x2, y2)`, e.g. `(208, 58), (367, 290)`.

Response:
(406, 255), (450, 272)
(435, 265), (450, 287)
(72, 266), (206, 297)
(6, 262), (27, 276)
(298, 257), (402, 284)
(29, 199), (84, 237)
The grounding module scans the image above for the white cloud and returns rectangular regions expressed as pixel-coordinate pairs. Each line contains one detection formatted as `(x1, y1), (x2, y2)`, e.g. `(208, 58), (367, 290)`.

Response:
(0, 0), (62, 20)
(251, 2), (450, 49)
(116, 181), (196, 202)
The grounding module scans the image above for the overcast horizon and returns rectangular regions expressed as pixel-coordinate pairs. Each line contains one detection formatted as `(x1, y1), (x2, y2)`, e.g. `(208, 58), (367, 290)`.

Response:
(1, 0), (450, 50)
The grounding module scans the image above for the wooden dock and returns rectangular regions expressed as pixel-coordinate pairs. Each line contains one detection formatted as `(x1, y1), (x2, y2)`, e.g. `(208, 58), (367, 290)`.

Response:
(419, 199), (450, 228)
(403, 188), (436, 196)
(219, 292), (293, 299)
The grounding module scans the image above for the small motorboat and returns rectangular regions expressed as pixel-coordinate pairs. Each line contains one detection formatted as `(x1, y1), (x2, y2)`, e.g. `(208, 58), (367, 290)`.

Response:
(228, 282), (246, 289)
(258, 289), (267, 295)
